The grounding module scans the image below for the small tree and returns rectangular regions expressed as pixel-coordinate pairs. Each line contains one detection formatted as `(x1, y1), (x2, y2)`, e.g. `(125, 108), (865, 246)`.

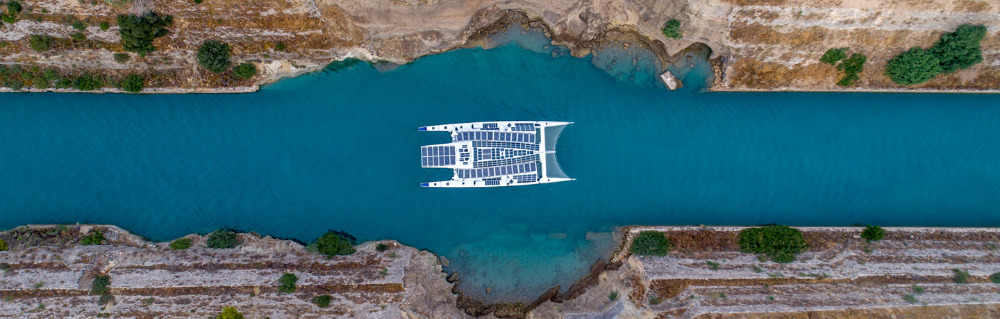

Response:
(206, 229), (239, 249)
(72, 20), (87, 31)
(661, 19), (682, 39)
(232, 62), (256, 79)
(860, 225), (885, 242)
(376, 243), (389, 252)
(91, 275), (111, 295)
(99, 21), (110, 31)
(630, 231), (670, 256)
(29, 35), (53, 53)
(315, 231), (355, 257)
(312, 295), (332, 308)
(278, 273), (297, 293)
(198, 40), (231, 73)
(929, 24), (986, 74)
(169, 238), (193, 250)
(989, 272), (1000, 283)
(739, 225), (807, 263)
(217, 306), (244, 319)
(121, 74), (144, 93)
(81, 230), (105, 245)
(819, 48), (847, 65)
(885, 47), (941, 85)
(117, 12), (173, 56)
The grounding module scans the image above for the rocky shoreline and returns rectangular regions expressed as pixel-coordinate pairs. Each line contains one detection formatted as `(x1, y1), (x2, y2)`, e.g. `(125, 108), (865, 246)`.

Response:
(0, 0), (996, 93)
(5, 224), (1000, 318)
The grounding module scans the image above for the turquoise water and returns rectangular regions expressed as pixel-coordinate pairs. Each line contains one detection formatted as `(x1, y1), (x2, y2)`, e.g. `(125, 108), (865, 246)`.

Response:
(2, 34), (1000, 301)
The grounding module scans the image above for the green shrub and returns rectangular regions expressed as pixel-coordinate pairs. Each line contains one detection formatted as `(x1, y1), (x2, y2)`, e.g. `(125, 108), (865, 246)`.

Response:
(885, 47), (940, 85)
(72, 20), (86, 31)
(120, 74), (143, 93)
(819, 48), (847, 65)
(206, 229), (239, 249)
(81, 230), (105, 245)
(29, 35), (53, 52)
(649, 295), (661, 305)
(169, 238), (193, 250)
(836, 73), (859, 87)
(316, 231), (355, 257)
(7, 1), (22, 14)
(113, 53), (130, 63)
(990, 273), (1000, 284)
(274, 42), (285, 51)
(97, 293), (114, 306)
(0, 239), (7, 251)
(278, 273), (297, 293)
(91, 275), (111, 295)
(912, 285), (925, 293)
(217, 306), (244, 319)
(232, 62), (256, 79)
(312, 295), (331, 308)
(706, 261), (720, 270)
(929, 25), (986, 74)
(73, 74), (103, 91)
(71, 32), (86, 41)
(194, 0), (203, 4)
(117, 12), (173, 56)
(376, 243), (389, 252)
(953, 269), (970, 283)
(860, 225), (884, 242)
(837, 53), (866, 75)
(198, 40), (231, 73)
(738, 225), (807, 263)
(608, 290), (618, 301)
(630, 231), (670, 256)
(902, 294), (917, 303)
(661, 19), (682, 39)
(99, 21), (110, 31)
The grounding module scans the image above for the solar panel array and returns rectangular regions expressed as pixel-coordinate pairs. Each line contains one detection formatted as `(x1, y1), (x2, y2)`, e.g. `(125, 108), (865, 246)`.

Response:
(454, 131), (536, 143)
(482, 123), (499, 130)
(420, 145), (456, 167)
(512, 123), (534, 131)
(484, 178), (501, 186)
(474, 153), (538, 168)
(514, 174), (537, 183)
(456, 162), (537, 179)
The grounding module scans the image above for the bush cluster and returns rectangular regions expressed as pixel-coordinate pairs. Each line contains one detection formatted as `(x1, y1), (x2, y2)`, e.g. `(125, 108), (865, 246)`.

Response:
(233, 62), (256, 79)
(91, 275), (111, 295)
(738, 225), (807, 263)
(819, 48), (847, 65)
(121, 74), (144, 93)
(885, 25), (986, 85)
(218, 306), (244, 319)
(117, 12), (174, 56)
(835, 53), (866, 87)
(316, 231), (355, 257)
(661, 19), (682, 39)
(953, 269), (970, 283)
(206, 229), (239, 249)
(278, 273), (297, 293)
(72, 20), (87, 31)
(989, 272), (1000, 284)
(312, 295), (332, 308)
(0, 238), (8, 251)
(376, 242), (389, 252)
(198, 40), (231, 73)
(74, 74), (103, 91)
(113, 53), (130, 63)
(860, 225), (885, 242)
(629, 231), (670, 256)
(2, 1), (22, 23)
(169, 237), (193, 250)
(81, 230), (105, 245)
(29, 35), (53, 53)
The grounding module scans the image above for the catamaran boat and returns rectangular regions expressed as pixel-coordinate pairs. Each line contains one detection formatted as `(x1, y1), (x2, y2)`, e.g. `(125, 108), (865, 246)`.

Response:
(419, 121), (574, 187)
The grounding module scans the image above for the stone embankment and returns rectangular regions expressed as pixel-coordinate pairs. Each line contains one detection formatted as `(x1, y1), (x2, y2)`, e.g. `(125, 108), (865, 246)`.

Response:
(0, 225), (464, 318)
(5, 224), (1000, 318)
(0, 0), (996, 92)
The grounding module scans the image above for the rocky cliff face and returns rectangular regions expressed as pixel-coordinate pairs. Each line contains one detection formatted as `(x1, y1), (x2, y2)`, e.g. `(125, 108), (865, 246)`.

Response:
(0, 225), (465, 318)
(0, 0), (994, 92)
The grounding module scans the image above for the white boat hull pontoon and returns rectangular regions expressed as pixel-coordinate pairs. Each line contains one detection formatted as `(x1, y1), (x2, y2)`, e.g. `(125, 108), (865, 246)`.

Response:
(419, 121), (573, 187)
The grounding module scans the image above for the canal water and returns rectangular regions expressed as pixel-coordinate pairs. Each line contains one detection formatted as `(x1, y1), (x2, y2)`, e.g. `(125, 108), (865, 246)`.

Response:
(1, 30), (998, 301)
